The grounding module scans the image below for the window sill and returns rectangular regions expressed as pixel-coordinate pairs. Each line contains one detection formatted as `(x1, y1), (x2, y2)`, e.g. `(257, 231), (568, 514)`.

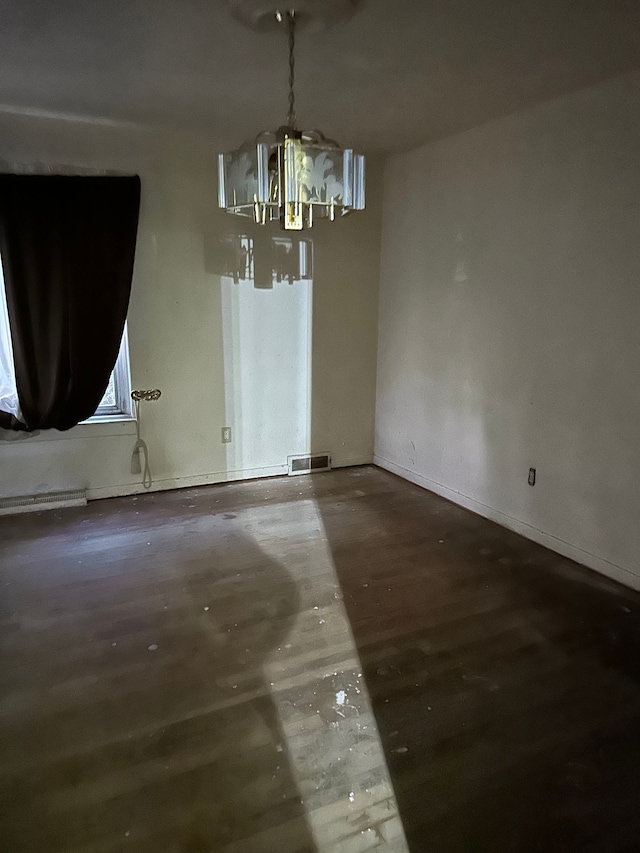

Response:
(0, 417), (137, 444)
(82, 412), (136, 425)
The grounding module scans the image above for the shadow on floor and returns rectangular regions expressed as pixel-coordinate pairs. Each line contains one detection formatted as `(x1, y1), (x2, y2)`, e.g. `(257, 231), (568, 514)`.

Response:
(177, 529), (318, 852)
(0, 504), (318, 853)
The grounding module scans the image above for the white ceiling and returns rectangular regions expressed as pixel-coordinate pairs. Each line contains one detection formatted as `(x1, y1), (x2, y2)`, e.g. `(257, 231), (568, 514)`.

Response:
(0, 0), (639, 153)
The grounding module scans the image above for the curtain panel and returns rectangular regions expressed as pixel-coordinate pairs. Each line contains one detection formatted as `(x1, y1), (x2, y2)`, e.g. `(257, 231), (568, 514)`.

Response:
(0, 174), (140, 431)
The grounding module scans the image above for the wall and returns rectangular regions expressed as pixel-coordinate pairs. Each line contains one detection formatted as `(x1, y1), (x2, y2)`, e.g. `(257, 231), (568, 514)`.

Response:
(0, 110), (382, 499)
(375, 71), (640, 590)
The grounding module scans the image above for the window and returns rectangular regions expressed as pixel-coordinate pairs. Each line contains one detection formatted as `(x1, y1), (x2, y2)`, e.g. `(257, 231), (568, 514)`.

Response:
(86, 324), (133, 421)
(0, 255), (133, 424)
(0, 254), (19, 420)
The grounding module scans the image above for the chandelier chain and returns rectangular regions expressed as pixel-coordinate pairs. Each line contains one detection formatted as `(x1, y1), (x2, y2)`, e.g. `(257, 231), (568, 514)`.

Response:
(287, 11), (296, 128)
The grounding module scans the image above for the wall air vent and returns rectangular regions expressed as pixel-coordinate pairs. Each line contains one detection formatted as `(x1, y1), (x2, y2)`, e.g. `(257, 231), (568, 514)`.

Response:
(0, 489), (87, 516)
(287, 453), (331, 476)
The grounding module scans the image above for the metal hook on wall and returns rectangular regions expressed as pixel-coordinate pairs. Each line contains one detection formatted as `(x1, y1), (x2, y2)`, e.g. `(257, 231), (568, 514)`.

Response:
(131, 389), (162, 489)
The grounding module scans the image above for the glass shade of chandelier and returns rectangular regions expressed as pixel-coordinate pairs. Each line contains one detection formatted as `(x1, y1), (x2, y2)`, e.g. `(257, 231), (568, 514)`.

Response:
(218, 9), (365, 231)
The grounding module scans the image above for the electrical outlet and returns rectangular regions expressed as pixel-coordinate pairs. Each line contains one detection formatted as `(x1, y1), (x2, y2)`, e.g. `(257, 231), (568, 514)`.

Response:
(528, 467), (536, 486)
(221, 426), (232, 444)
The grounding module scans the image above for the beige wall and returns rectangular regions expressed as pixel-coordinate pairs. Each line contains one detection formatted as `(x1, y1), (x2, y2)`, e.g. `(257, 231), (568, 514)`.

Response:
(376, 71), (640, 590)
(0, 111), (382, 499)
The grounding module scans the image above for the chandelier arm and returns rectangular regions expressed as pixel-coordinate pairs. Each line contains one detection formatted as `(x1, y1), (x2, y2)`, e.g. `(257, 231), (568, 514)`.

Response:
(287, 11), (297, 128)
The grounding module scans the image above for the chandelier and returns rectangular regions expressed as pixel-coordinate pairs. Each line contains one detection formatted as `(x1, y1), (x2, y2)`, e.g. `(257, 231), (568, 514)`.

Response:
(218, 8), (365, 231)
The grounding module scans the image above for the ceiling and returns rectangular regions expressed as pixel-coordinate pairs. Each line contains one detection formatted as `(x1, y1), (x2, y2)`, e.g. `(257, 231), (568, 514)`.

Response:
(0, 0), (639, 153)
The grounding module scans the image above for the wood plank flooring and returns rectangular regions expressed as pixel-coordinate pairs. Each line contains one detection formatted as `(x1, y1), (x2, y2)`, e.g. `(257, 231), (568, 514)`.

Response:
(1, 466), (640, 852)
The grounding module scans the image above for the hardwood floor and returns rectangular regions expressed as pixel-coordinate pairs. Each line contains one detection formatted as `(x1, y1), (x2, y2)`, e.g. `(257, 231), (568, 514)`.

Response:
(1, 466), (640, 852)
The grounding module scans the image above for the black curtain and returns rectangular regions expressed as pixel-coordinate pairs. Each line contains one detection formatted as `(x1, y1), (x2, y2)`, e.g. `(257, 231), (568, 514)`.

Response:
(0, 174), (140, 431)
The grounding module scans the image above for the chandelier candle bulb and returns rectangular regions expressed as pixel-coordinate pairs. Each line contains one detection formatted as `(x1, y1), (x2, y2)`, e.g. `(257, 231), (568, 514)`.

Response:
(218, 7), (365, 230)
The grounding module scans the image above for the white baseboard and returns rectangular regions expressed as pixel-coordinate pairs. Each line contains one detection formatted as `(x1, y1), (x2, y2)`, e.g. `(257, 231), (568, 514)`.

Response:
(87, 464), (288, 500)
(87, 454), (373, 501)
(332, 454), (373, 469)
(373, 454), (640, 592)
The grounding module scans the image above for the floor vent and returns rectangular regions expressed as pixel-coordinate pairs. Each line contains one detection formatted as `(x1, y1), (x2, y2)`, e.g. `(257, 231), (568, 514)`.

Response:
(0, 489), (87, 516)
(288, 453), (332, 476)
